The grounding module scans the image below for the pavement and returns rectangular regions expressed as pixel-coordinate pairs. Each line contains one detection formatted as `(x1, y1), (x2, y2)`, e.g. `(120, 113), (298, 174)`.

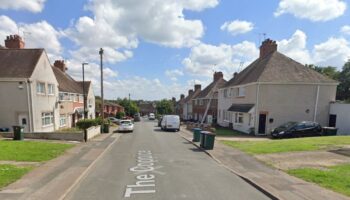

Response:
(0, 127), (120, 200)
(63, 120), (270, 200)
(178, 126), (350, 200)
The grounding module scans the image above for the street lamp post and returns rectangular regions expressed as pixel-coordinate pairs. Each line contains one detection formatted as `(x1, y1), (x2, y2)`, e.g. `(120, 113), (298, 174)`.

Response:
(99, 48), (104, 131)
(82, 62), (88, 119)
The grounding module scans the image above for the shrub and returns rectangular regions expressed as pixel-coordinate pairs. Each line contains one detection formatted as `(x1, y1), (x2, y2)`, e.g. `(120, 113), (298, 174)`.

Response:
(116, 111), (125, 119)
(76, 119), (98, 130)
(95, 117), (110, 125)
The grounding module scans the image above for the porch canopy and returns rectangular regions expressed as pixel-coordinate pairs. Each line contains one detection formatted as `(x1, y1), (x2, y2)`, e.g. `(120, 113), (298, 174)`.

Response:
(228, 104), (255, 113)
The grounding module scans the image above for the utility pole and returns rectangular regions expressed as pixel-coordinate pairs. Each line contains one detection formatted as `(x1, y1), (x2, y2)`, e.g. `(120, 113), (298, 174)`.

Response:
(99, 48), (104, 130)
(128, 93), (131, 117)
(82, 62), (88, 119)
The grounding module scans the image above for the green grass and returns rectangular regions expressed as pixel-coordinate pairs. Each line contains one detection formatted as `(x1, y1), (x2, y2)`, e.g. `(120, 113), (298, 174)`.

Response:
(214, 127), (243, 136)
(222, 136), (350, 154)
(288, 164), (350, 197)
(0, 141), (74, 162)
(0, 164), (33, 188)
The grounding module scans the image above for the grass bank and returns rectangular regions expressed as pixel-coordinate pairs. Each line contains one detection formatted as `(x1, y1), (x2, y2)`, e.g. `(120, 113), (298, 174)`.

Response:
(0, 164), (32, 188)
(222, 136), (350, 154)
(288, 164), (350, 197)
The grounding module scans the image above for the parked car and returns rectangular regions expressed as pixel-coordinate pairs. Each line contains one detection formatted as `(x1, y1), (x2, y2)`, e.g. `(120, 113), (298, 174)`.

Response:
(161, 115), (180, 131)
(149, 113), (155, 120)
(108, 117), (120, 124)
(118, 120), (134, 132)
(134, 113), (141, 122)
(158, 116), (163, 127)
(271, 121), (322, 139)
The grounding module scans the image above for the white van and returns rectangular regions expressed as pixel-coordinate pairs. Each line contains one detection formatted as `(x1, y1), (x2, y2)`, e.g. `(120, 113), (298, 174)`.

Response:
(149, 113), (155, 120)
(161, 115), (180, 131)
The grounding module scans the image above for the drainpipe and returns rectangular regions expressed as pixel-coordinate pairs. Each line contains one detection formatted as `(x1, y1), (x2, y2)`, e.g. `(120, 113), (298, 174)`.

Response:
(255, 82), (260, 135)
(313, 85), (320, 122)
(26, 80), (33, 132)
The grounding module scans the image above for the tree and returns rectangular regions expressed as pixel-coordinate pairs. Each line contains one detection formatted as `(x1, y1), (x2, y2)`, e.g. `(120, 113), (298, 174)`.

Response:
(156, 99), (174, 115)
(337, 60), (350, 101)
(114, 98), (140, 116)
(307, 64), (339, 80)
(115, 111), (125, 119)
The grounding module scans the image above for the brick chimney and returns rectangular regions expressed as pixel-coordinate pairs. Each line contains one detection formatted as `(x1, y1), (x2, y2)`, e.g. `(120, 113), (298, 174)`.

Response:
(213, 71), (223, 81)
(54, 60), (67, 72)
(180, 94), (185, 99)
(194, 84), (201, 92)
(188, 89), (194, 96)
(233, 72), (238, 78)
(260, 39), (277, 58)
(4, 35), (25, 49)
(172, 97), (176, 102)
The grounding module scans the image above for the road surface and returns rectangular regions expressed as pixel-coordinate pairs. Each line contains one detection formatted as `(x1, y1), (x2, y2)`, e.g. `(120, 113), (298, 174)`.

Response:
(65, 119), (270, 200)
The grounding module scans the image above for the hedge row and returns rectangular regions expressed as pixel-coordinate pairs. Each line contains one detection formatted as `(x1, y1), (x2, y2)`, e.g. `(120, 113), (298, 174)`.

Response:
(76, 118), (110, 130)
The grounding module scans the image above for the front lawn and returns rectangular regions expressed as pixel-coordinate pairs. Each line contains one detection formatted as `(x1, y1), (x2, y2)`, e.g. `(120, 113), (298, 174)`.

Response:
(0, 164), (32, 188)
(222, 136), (350, 154)
(288, 164), (350, 197)
(0, 140), (74, 162)
(214, 127), (242, 136)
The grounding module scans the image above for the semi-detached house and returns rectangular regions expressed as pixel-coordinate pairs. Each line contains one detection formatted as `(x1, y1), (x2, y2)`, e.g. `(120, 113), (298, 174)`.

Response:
(182, 84), (201, 121)
(0, 35), (60, 132)
(218, 39), (338, 135)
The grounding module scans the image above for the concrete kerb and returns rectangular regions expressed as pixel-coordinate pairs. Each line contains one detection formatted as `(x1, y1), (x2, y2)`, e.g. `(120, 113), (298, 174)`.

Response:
(178, 130), (279, 200)
(58, 132), (121, 200)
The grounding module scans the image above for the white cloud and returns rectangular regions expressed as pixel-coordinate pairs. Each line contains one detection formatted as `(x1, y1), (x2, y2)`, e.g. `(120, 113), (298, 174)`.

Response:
(0, 15), (62, 60)
(277, 30), (312, 64)
(220, 20), (254, 36)
(183, 41), (259, 78)
(165, 69), (184, 81)
(313, 37), (350, 68)
(180, 0), (219, 11)
(341, 25), (350, 35)
(274, 0), (347, 22)
(0, 0), (46, 13)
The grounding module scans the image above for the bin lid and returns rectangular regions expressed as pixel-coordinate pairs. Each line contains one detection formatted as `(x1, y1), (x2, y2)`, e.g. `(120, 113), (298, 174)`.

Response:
(193, 128), (202, 131)
(200, 131), (215, 135)
(323, 127), (337, 130)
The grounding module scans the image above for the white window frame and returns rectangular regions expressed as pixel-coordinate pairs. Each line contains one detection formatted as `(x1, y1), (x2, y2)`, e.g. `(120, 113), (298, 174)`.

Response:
(42, 112), (54, 127)
(47, 84), (55, 95)
(235, 113), (244, 124)
(36, 82), (46, 95)
(79, 95), (84, 103)
(59, 115), (66, 127)
(223, 89), (228, 98)
(69, 94), (75, 101)
(238, 87), (245, 97)
(74, 94), (79, 102)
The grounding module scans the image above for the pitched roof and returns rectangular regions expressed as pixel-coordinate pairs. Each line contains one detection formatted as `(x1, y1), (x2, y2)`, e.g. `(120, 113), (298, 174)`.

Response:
(223, 51), (337, 88)
(228, 104), (255, 113)
(77, 81), (91, 94)
(105, 101), (123, 108)
(0, 48), (44, 78)
(52, 67), (83, 94)
(195, 78), (227, 99)
(183, 89), (201, 103)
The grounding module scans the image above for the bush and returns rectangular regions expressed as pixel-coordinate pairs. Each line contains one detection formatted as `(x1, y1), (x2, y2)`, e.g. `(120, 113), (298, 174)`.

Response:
(95, 117), (110, 125)
(116, 111), (125, 119)
(76, 119), (98, 130)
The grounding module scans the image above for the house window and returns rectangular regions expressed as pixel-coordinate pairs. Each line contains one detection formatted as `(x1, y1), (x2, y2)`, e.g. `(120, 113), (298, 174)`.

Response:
(248, 114), (252, 126)
(59, 115), (66, 127)
(36, 82), (45, 94)
(69, 94), (75, 101)
(74, 94), (79, 102)
(238, 87), (245, 97)
(223, 89), (228, 98)
(235, 113), (244, 124)
(79, 95), (84, 103)
(42, 112), (54, 126)
(59, 93), (64, 101)
(48, 84), (55, 95)
(229, 88), (234, 97)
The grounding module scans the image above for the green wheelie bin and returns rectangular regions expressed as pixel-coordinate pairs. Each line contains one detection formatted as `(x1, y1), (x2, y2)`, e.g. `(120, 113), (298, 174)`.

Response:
(13, 126), (24, 140)
(192, 128), (202, 142)
(201, 131), (216, 150)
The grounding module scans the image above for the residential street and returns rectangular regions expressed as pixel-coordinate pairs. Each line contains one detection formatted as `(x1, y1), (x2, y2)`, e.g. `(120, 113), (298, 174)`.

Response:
(64, 119), (270, 200)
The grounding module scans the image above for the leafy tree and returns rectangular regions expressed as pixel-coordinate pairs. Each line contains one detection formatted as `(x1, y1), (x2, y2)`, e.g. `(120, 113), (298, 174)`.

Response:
(114, 98), (140, 116)
(115, 111), (125, 119)
(156, 99), (174, 115)
(307, 64), (340, 80)
(337, 60), (350, 101)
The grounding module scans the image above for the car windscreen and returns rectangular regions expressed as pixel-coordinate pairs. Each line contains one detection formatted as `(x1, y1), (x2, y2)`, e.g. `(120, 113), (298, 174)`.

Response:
(121, 121), (132, 125)
(279, 122), (297, 129)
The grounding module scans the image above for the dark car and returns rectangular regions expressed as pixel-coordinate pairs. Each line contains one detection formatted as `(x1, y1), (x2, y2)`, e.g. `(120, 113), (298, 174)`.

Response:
(134, 113), (141, 122)
(271, 121), (322, 139)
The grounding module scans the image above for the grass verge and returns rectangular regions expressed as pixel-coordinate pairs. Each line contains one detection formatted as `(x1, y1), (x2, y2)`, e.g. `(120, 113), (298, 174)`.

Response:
(288, 164), (350, 197)
(0, 164), (32, 188)
(222, 136), (350, 154)
(214, 127), (243, 136)
(0, 140), (74, 162)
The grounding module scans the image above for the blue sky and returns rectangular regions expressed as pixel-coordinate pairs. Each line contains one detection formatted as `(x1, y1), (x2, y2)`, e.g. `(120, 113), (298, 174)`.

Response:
(1, 0), (350, 100)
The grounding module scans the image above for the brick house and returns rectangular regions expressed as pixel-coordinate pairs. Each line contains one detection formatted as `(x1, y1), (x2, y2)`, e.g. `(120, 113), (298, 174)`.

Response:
(217, 39), (338, 135)
(103, 102), (125, 117)
(192, 72), (227, 124)
(175, 94), (185, 119)
(182, 84), (201, 121)
(0, 35), (60, 132)
(139, 102), (156, 116)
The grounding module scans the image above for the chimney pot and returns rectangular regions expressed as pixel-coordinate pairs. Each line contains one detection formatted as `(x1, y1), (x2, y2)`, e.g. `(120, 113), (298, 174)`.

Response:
(233, 72), (238, 77)
(4, 34), (25, 49)
(180, 94), (185, 99)
(213, 71), (223, 81)
(194, 84), (201, 91)
(188, 89), (194, 96)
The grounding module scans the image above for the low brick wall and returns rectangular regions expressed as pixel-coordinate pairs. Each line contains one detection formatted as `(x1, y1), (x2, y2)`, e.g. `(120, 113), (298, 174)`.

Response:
(0, 131), (85, 142)
(186, 122), (215, 132)
(86, 126), (101, 140)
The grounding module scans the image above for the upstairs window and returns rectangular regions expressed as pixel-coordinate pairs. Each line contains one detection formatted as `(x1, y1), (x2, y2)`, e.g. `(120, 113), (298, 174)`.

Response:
(223, 89), (228, 98)
(36, 82), (45, 94)
(48, 84), (55, 95)
(238, 87), (245, 97)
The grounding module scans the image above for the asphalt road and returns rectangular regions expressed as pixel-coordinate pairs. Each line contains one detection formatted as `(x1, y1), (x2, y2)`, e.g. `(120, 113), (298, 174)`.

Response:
(65, 119), (270, 200)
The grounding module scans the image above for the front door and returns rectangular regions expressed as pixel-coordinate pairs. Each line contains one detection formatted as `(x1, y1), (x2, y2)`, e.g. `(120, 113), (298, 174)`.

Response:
(18, 113), (29, 132)
(258, 114), (267, 134)
(329, 114), (337, 127)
